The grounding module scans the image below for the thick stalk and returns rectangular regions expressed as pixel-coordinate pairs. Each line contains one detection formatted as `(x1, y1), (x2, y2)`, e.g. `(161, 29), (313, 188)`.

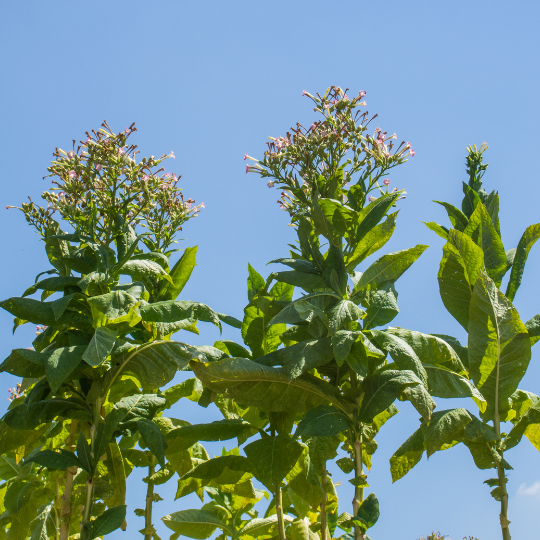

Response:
(320, 469), (328, 540)
(144, 454), (156, 540)
(60, 420), (78, 540)
(55, 479), (61, 540)
(276, 486), (287, 540)
(353, 433), (365, 540)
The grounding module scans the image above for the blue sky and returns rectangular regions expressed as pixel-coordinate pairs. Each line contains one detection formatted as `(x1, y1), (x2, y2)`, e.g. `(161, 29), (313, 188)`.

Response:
(1, 1), (540, 538)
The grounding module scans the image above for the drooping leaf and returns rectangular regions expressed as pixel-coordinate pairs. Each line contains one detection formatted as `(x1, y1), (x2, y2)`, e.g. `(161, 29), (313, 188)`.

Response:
(390, 427), (425, 482)
(506, 223), (540, 301)
(0, 348), (46, 378)
(328, 300), (365, 335)
(163, 378), (204, 408)
(82, 327), (116, 367)
(525, 314), (540, 347)
(191, 358), (352, 415)
(91, 505), (127, 538)
(137, 419), (168, 467)
(360, 281), (399, 330)
(87, 290), (140, 328)
(104, 442), (126, 507)
(162, 509), (231, 539)
(22, 276), (81, 298)
(29, 504), (55, 540)
(469, 273), (531, 421)
(24, 449), (81, 470)
(294, 405), (351, 438)
(44, 345), (86, 392)
(140, 300), (221, 330)
(422, 408), (472, 456)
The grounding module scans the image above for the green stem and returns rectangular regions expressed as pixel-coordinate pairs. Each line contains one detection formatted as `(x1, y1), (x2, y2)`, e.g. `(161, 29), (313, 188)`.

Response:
(55, 478), (61, 540)
(320, 469), (328, 540)
(353, 432), (364, 540)
(60, 420), (78, 540)
(144, 454), (156, 540)
(275, 486), (287, 540)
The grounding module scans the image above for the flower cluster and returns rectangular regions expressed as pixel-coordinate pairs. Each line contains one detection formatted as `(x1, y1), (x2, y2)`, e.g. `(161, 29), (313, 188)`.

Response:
(35, 325), (48, 335)
(9, 122), (203, 252)
(418, 532), (450, 540)
(7, 383), (23, 402)
(244, 86), (413, 217)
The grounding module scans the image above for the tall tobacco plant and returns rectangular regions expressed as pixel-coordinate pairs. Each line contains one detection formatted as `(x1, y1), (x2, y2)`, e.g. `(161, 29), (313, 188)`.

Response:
(176, 86), (483, 540)
(0, 124), (238, 539)
(390, 143), (540, 540)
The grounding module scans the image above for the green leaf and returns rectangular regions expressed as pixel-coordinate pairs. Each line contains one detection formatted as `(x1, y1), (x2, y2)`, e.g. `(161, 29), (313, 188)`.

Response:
(423, 221), (449, 240)
(294, 405), (351, 438)
(0, 422), (48, 455)
(256, 338), (334, 380)
(76, 431), (94, 475)
(526, 314), (540, 347)
(119, 259), (173, 285)
(370, 330), (428, 386)
(384, 328), (466, 374)
(104, 442), (126, 507)
(269, 258), (320, 274)
(359, 369), (422, 423)
(158, 246), (198, 300)
(469, 273), (531, 421)
(438, 229), (484, 330)
(506, 223), (540, 301)
(163, 378), (204, 408)
(30, 504), (54, 540)
(191, 357), (352, 414)
(390, 427), (425, 482)
(328, 300), (365, 335)
(318, 198), (357, 238)
(236, 516), (282, 538)
(25, 449), (81, 470)
(119, 341), (206, 389)
(162, 509), (230, 539)
(247, 263), (266, 301)
(0, 348), (46, 378)
(181, 455), (253, 486)
(82, 327), (117, 367)
(462, 182), (482, 218)
(22, 276), (81, 298)
(354, 245), (428, 292)
(360, 281), (399, 330)
(355, 192), (400, 242)
(422, 408), (472, 456)
(140, 300), (221, 330)
(244, 435), (305, 491)
(91, 505), (127, 538)
(44, 346), (86, 392)
(273, 270), (326, 291)
(213, 339), (251, 358)
(137, 419), (168, 467)
(346, 212), (397, 271)
(87, 290), (140, 328)
(322, 245), (348, 296)
(216, 312), (242, 329)
(434, 201), (469, 231)
(356, 493), (380, 530)
(5, 481), (35, 514)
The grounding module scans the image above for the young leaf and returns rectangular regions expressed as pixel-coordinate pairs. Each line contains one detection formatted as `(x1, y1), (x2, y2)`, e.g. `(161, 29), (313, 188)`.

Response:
(247, 263), (266, 301)
(76, 431), (94, 475)
(355, 493), (380, 530)
(158, 246), (198, 301)
(137, 418), (168, 467)
(91, 505), (127, 538)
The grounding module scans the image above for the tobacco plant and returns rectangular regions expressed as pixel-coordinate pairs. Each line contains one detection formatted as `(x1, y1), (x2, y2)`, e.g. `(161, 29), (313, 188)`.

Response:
(178, 86), (475, 540)
(390, 144), (540, 540)
(0, 124), (238, 539)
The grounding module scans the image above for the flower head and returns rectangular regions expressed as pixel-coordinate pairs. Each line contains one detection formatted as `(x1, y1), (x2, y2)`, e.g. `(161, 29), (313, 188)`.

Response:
(95, 164), (102, 172)
(409, 148), (416, 157)
(368, 195), (377, 202)
(67, 151), (76, 159)
(267, 180), (275, 188)
(359, 90), (366, 98)
(383, 178), (391, 185)
(68, 171), (77, 178)
(170, 151), (175, 159)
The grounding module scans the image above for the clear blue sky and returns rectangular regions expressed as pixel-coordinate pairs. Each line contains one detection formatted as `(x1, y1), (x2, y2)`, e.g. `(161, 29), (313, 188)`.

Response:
(1, 1), (540, 538)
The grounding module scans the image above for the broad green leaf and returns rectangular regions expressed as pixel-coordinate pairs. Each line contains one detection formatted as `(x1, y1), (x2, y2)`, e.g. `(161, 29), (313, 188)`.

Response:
(463, 202), (506, 283)
(359, 281), (399, 330)
(137, 418), (168, 467)
(104, 442), (126, 507)
(119, 340), (206, 389)
(269, 258), (320, 274)
(213, 339), (251, 359)
(236, 516), (282, 539)
(91, 505), (127, 538)
(318, 198), (357, 238)
(354, 245), (428, 292)
(322, 245), (348, 296)
(76, 431), (94, 475)
(248, 263), (265, 300)
(44, 345), (86, 392)
(0, 348), (45, 378)
(162, 509), (230, 539)
(294, 405), (351, 438)
(312, 198), (340, 246)
(191, 357), (352, 414)
(370, 330), (428, 386)
(438, 229), (484, 330)
(267, 292), (339, 328)
(506, 223), (540, 301)
(0, 422), (49, 455)
(461, 182), (481, 218)
(112, 393), (167, 422)
(422, 408), (472, 456)
(346, 212), (397, 271)
(273, 270), (326, 291)
(120, 259), (173, 286)
(289, 518), (312, 540)
(30, 504), (54, 540)
(355, 192), (401, 242)
(423, 364), (487, 412)
(328, 300), (365, 334)
(25, 449), (81, 470)
(158, 246), (198, 301)
(355, 493), (380, 530)
(140, 300), (221, 330)
(332, 330), (363, 366)
(78, 271), (109, 296)
(5, 481), (35, 514)
(385, 328), (466, 375)
(469, 273), (531, 421)
(505, 402), (540, 451)
(164, 378), (204, 408)
(167, 419), (255, 448)
(256, 338), (333, 380)
(244, 435), (305, 491)
(390, 427), (424, 481)
(22, 276), (80, 298)
(87, 290), (140, 329)
(181, 455), (253, 486)
(423, 221), (449, 240)
(434, 201), (468, 231)
(216, 312), (242, 329)
(525, 314), (540, 347)
(358, 369), (423, 423)
(82, 327), (116, 367)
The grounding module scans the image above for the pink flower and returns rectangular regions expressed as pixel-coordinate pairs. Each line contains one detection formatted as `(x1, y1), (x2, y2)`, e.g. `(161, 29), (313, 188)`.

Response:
(267, 180), (275, 188)
(246, 165), (250, 173)
(118, 148), (126, 155)
(375, 127), (381, 133)
(409, 148), (416, 157)
(244, 153), (248, 160)
(383, 178), (391, 185)
(279, 203), (285, 210)
(68, 171), (77, 178)
(170, 151), (175, 159)
(95, 164), (102, 171)
(59, 192), (65, 198)
(310, 124), (316, 131)
(200, 202), (205, 209)
(302, 90), (307, 96)
(359, 101), (366, 106)
(368, 196), (377, 202)
(67, 151), (76, 159)
(343, 94), (349, 100)
(406, 142), (412, 148)
(359, 90), (366, 98)
(164, 173), (171, 178)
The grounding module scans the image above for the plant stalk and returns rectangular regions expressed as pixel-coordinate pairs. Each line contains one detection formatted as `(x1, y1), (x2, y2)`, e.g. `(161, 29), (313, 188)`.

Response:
(276, 486), (287, 540)
(320, 468), (328, 540)
(60, 420), (78, 540)
(353, 433), (364, 540)
(144, 454), (156, 540)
